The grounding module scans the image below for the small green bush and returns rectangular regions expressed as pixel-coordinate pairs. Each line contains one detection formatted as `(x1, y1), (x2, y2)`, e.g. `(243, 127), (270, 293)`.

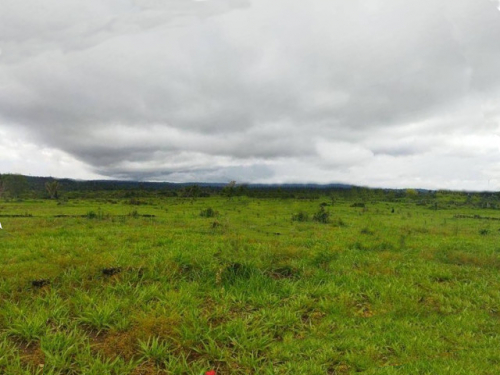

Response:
(313, 206), (330, 223)
(200, 207), (217, 218)
(292, 211), (309, 222)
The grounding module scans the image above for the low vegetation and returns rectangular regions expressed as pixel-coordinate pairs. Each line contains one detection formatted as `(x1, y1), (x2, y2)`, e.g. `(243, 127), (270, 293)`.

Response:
(0, 185), (499, 374)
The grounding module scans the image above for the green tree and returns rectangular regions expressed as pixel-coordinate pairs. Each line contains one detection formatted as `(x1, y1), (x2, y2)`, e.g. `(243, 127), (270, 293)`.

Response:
(45, 180), (60, 199)
(406, 189), (419, 200)
(0, 176), (4, 199)
(221, 181), (237, 199)
(2, 174), (28, 199)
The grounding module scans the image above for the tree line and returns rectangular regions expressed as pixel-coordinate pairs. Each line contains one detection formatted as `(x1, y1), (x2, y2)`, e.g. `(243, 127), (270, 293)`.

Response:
(0, 174), (499, 209)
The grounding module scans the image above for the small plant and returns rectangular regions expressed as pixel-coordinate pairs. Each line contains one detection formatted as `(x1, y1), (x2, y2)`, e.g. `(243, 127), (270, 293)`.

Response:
(333, 218), (346, 227)
(200, 207), (217, 218)
(220, 262), (256, 285)
(351, 202), (366, 208)
(138, 337), (172, 364)
(40, 330), (84, 373)
(292, 211), (309, 222)
(7, 313), (48, 343)
(87, 208), (104, 220)
(102, 267), (122, 276)
(128, 209), (139, 218)
(267, 265), (299, 279)
(479, 229), (489, 235)
(360, 227), (374, 235)
(78, 303), (120, 332)
(313, 206), (330, 223)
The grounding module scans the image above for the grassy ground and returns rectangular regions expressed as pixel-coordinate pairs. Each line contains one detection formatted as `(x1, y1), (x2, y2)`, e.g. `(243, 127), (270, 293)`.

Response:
(0, 196), (499, 374)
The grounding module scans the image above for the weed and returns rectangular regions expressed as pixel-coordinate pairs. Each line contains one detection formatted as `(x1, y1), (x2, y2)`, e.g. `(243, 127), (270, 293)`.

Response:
(138, 336), (172, 365)
(292, 211), (309, 222)
(312, 206), (330, 223)
(200, 207), (217, 218)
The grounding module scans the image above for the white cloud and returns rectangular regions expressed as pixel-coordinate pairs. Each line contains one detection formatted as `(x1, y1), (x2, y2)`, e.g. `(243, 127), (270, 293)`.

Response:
(0, 127), (104, 179)
(1, 0), (500, 189)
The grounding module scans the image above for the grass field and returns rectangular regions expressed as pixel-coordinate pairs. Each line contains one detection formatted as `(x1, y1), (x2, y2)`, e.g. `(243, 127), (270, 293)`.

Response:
(1, 196), (499, 374)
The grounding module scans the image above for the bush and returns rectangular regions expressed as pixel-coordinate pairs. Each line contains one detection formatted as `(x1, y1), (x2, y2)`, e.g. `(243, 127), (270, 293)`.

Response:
(313, 206), (330, 223)
(292, 211), (309, 222)
(200, 207), (217, 218)
(351, 202), (366, 208)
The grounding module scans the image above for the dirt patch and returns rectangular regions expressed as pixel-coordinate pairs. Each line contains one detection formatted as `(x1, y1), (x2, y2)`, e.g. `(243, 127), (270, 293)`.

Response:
(17, 342), (45, 369)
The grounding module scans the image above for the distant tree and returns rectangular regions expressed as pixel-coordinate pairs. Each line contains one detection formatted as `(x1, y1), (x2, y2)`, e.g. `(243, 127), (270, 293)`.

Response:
(2, 174), (28, 199)
(236, 183), (249, 196)
(313, 206), (330, 223)
(45, 180), (60, 199)
(0, 176), (4, 199)
(222, 181), (237, 199)
(406, 189), (419, 200)
(181, 185), (202, 198)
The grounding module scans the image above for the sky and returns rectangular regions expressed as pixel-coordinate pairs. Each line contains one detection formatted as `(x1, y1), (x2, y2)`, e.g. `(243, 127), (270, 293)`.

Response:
(1, 0), (500, 190)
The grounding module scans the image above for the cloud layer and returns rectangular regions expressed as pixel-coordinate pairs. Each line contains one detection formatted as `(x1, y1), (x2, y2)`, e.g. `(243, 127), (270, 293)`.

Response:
(1, 0), (499, 189)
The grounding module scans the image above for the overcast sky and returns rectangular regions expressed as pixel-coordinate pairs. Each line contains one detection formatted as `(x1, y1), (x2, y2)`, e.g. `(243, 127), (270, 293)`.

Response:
(1, 0), (500, 190)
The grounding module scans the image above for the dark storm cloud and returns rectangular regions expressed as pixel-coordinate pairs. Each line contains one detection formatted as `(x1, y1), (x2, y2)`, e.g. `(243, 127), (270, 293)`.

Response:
(0, 0), (499, 188)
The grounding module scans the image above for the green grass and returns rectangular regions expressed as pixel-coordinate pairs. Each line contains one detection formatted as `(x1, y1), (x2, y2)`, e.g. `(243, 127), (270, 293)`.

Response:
(1, 196), (500, 374)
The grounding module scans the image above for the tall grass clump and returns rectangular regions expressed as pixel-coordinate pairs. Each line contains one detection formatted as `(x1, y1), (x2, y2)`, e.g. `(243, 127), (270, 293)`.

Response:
(200, 207), (217, 218)
(313, 206), (330, 223)
(292, 211), (309, 222)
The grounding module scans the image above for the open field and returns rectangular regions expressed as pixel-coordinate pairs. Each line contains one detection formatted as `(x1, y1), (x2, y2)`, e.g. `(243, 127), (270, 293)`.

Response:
(1, 196), (500, 374)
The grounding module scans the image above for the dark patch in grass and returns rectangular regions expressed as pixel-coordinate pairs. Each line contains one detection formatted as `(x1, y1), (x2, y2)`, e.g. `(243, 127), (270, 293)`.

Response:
(333, 218), (347, 227)
(352, 241), (368, 251)
(0, 214), (33, 217)
(220, 262), (256, 284)
(31, 279), (50, 288)
(128, 198), (148, 205)
(351, 202), (366, 208)
(310, 251), (339, 269)
(267, 265), (299, 279)
(373, 241), (395, 251)
(313, 206), (330, 223)
(292, 211), (309, 222)
(200, 207), (217, 217)
(352, 241), (394, 252)
(431, 274), (453, 283)
(455, 214), (500, 221)
(16, 341), (45, 370)
(102, 267), (122, 276)
(360, 227), (374, 235)
(172, 259), (202, 281)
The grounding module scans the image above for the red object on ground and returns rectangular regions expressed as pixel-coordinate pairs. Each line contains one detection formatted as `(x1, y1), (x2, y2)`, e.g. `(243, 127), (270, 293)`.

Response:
(205, 371), (216, 375)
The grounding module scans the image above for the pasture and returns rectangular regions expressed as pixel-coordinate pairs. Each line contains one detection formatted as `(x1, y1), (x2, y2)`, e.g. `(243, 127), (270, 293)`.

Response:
(0, 196), (499, 374)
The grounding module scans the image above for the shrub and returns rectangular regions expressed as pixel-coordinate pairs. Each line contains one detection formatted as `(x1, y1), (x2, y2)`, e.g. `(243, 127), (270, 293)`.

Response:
(313, 206), (330, 223)
(219, 262), (256, 285)
(351, 202), (366, 208)
(292, 211), (309, 222)
(200, 207), (217, 218)
(360, 227), (374, 235)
